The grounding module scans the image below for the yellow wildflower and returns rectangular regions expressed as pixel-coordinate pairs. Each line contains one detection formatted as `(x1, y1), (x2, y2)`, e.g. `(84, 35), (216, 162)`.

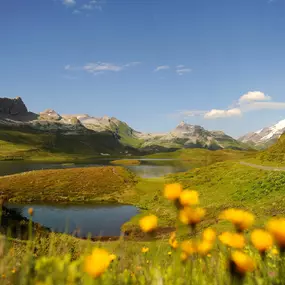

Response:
(202, 228), (216, 243)
(181, 240), (196, 256)
(197, 240), (213, 256)
(179, 190), (199, 206)
(109, 254), (117, 262)
(164, 183), (182, 201)
(267, 218), (285, 248)
(271, 248), (279, 255)
(84, 248), (111, 278)
(251, 229), (273, 252)
(231, 251), (255, 274)
(141, 247), (149, 253)
(179, 207), (205, 226)
(219, 232), (245, 249)
(11, 268), (16, 274)
(219, 209), (254, 231)
(139, 215), (158, 233)
(169, 232), (179, 249)
(28, 207), (34, 216)
(168, 251), (172, 256)
(180, 251), (188, 262)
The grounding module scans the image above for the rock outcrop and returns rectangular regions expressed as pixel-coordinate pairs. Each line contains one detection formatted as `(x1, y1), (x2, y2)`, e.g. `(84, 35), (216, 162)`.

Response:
(0, 97), (28, 116)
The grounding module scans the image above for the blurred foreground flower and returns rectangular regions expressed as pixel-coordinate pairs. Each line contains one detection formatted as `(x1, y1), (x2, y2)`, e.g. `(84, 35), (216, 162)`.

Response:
(28, 207), (34, 216)
(84, 248), (111, 278)
(141, 247), (149, 253)
(219, 232), (245, 249)
(267, 218), (285, 249)
(179, 207), (205, 226)
(231, 251), (255, 275)
(164, 183), (182, 201)
(251, 229), (273, 253)
(179, 190), (199, 206)
(202, 228), (216, 243)
(109, 254), (117, 262)
(139, 215), (158, 233)
(180, 251), (188, 262)
(181, 240), (196, 256)
(169, 232), (179, 249)
(197, 240), (213, 256)
(219, 209), (254, 231)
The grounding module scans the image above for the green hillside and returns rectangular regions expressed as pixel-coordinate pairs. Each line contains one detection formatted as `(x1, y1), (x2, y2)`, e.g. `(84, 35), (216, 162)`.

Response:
(0, 125), (136, 161)
(148, 148), (255, 166)
(249, 133), (285, 165)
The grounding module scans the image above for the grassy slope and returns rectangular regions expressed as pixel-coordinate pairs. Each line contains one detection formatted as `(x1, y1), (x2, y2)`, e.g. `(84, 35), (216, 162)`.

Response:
(148, 148), (255, 165)
(0, 166), (137, 203)
(248, 133), (285, 165)
(0, 126), (131, 161)
(168, 161), (285, 229)
(3, 157), (285, 233)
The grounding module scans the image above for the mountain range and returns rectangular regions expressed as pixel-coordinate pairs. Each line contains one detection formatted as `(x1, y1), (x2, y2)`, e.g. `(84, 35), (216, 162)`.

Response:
(0, 96), (251, 156)
(238, 119), (285, 148)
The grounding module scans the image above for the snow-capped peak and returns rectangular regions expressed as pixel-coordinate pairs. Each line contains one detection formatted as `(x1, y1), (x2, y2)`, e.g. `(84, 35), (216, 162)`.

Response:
(239, 118), (285, 146)
(273, 119), (285, 131)
(260, 119), (285, 141)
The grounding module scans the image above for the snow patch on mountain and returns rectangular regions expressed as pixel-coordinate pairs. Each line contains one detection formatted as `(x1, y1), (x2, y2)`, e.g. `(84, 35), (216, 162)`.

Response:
(239, 119), (285, 146)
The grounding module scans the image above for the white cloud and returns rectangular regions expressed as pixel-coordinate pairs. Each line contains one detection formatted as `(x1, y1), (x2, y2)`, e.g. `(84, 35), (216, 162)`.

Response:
(124, 62), (141, 67)
(154, 65), (170, 72)
(204, 108), (242, 119)
(63, 0), (76, 6)
(181, 110), (207, 117)
(82, 4), (93, 10)
(81, 0), (102, 11)
(65, 61), (140, 75)
(84, 62), (123, 73)
(239, 91), (271, 103)
(179, 90), (285, 120)
(72, 9), (81, 14)
(242, 101), (285, 111)
(176, 67), (192, 76)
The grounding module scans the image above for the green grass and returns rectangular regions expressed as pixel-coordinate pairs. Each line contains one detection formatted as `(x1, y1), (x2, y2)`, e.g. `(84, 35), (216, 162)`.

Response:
(249, 134), (285, 166)
(168, 161), (285, 229)
(0, 126), (139, 162)
(1, 153), (285, 283)
(3, 230), (283, 285)
(148, 148), (255, 167)
(3, 156), (285, 234)
(0, 166), (138, 203)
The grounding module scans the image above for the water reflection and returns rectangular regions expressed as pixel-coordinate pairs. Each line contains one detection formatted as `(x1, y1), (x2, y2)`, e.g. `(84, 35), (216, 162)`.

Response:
(0, 159), (191, 178)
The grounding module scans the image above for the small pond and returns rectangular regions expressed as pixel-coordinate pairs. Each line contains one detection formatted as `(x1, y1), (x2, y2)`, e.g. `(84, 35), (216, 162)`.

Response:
(4, 203), (138, 237)
(0, 158), (190, 178)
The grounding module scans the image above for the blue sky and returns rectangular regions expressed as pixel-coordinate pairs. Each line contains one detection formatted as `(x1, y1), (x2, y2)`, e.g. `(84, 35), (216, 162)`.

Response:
(1, 0), (285, 137)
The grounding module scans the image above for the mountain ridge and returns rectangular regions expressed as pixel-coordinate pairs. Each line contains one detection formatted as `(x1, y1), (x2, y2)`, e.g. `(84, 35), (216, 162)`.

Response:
(239, 119), (285, 148)
(0, 97), (249, 154)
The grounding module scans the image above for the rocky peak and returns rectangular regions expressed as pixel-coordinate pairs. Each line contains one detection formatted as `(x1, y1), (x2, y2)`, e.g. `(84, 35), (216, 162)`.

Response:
(39, 109), (61, 121)
(0, 97), (28, 116)
(174, 122), (205, 134)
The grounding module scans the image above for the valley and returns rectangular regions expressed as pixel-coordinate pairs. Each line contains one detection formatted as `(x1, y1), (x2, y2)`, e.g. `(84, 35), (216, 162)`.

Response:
(1, 96), (285, 284)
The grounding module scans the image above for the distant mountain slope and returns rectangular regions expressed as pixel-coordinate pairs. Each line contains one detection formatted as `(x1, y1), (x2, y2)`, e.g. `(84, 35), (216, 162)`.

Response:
(239, 119), (285, 148)
(256, 133), (285, 164)
(137, 121), (248, 150)
(0, 97), (250, 160)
